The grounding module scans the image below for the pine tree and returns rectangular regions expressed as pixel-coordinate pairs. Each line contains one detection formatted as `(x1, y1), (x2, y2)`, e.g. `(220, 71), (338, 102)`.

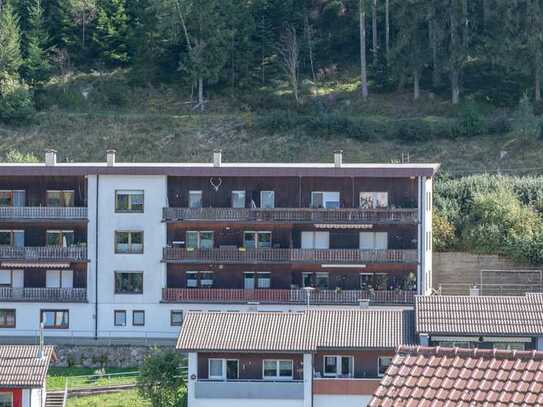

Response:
(22, 0), (51, 84)
(92, 0), (129, 66)
(0, 0), (24, 78)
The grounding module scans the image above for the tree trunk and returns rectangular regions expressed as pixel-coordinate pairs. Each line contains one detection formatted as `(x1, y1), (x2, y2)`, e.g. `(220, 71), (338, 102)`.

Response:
(305, 14), (316, 82)
(198, 78), (204, 112)
(372, 0), (378, 66)
(360, 0), (368, 100)
(82, 22), (86, 49)
(451, 70), (460, 104)
(429, 8), (440, 88)
(536, 67), (542, 102)
(462, 0), (469, 47)
(385, 0), (390, 61)
(414, 69), (420, 100)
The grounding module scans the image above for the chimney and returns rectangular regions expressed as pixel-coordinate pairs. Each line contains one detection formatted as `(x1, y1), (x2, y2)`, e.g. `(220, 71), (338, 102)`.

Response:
(106, 149), (117, 166)
(469, 286), (480, 296)
(334, 150), (343, 168)
(358, 299), (370, 309)
(44, 149), (57, 166)
(213, 149), (222, 167)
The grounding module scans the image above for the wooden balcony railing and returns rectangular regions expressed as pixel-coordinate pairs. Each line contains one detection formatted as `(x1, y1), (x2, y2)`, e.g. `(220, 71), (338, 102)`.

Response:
(162, 288), (416, 305)
(0, 246), (88, 261)
(163, 247), (417, 264)
(0, 207), (88, 220)
(0, 287), (87, 302)
(163, 207), (418, 224)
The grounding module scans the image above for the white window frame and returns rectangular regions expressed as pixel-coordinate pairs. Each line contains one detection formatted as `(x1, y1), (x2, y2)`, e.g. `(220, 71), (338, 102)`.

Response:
(377, 356), (393, 377)
(115, 190), (144, 213)
(186, 231), (214, 249)
(260, 191), (275, 209)
(311, 192), (340, 209)
(46, 190), (75, 207)
(359, 232), (388, 250)
(262, 359), (293, 380)
(232, 191), (246, 208)
(0, 230), (24, 247)
(323, 355), (354, 378)
(46, 230), (75, 247)
(243, 231), (272, 248)
(114, 231), (144, 254)
(208, 359), (239, 381)
(189, 190), (203, 208)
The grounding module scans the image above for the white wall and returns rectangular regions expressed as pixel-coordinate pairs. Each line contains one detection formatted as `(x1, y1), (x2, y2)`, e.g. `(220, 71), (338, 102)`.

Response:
(314, 395), (372, 407)
(418, 176), (433, 296)
(190, 399), (303, 407)
(30, 388), (42, 407)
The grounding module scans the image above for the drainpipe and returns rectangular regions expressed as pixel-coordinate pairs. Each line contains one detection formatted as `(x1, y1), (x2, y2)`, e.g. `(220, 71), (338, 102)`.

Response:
(94, 175), (99, 339)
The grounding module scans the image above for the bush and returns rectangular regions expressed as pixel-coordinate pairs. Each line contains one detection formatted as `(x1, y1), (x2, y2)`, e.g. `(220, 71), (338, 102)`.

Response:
(452, 100), (487, 138)
(0, 75), (34, 123)
(433, 212), (457, 251)
(511, 93), (541, 138)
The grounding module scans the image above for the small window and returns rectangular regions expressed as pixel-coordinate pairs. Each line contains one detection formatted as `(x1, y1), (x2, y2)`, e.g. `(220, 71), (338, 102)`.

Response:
(0, 309), (15, 328)
(46, 190), (74, 207)
(263, 360), (293, 380)
(260, 191), (275, 209)
(243, 231), (272, 248)
(0, 230), (24, 247)
(186, 231), (213, 249)
(115, 231), (144, 254)
(114, 272), (143, 294)
(257, 272), (271, 289)
(41, 310), (69, 329)
(170, 311), (183, 326)
(46, 230), (75, 247)
(323, 355), (353, 378)
(114, 310), (126, 327)
(232, 191), (246, 208)
(189, 191), (203, 209)
(115, 190), (144, 213)
(378, 356), (393, 376)
(360, 192), (388, 209)
(0, 190), (25, 207)
(311, 192), (340, 209)
(132, 310), (145, 326)
(209, 359), (224, 380)
(0, 393), (13, 407)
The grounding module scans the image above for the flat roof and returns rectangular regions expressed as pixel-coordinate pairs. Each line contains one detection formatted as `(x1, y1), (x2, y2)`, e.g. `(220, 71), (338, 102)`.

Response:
(0, 162), (440, 177)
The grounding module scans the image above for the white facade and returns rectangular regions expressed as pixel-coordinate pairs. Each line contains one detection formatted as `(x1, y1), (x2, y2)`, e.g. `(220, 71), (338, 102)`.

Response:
(418, 176), (433, 296)
(314, 395), (372, 407)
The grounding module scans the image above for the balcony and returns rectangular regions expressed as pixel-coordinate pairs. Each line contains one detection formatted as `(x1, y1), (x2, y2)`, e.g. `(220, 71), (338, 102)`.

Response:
(0, 287), (87, 302)
(0, 207), (88, 221)
(0, 247), (88, 262)
(194, 380), (304, 400)
(162, 288), (416, 305)
(313, 378), (381, 396)
(163, 247), (417, 264)
(163, 207), (418, 224)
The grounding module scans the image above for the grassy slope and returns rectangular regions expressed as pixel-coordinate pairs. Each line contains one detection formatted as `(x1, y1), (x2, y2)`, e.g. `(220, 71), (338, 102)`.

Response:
(0, 71), (541, 172)
(67, 390), (150, 407)
(47, 367), (139, 390)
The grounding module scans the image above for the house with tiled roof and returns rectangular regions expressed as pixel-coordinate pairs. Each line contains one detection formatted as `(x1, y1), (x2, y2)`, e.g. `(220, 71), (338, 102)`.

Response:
(370, 345), (543, 407)
(177, 308), (415, 407)
(0, 345), (56, 407)
(415, 293), (543, 350)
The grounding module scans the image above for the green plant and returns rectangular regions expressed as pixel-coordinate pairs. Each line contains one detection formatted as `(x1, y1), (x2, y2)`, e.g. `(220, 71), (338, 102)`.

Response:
(433, 212), (457, 251)
(511, 93), (541, 138)
(453, 100), (487, 138)
(0, 75), (34, 123)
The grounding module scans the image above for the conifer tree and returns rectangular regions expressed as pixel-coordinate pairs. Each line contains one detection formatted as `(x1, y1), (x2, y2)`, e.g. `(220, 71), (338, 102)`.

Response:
(22, 0), (51, 84)
(92, 0), (128, 66)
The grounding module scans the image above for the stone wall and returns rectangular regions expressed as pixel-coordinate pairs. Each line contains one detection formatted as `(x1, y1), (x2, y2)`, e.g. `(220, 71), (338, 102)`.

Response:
(433, 252), (542, 295)
(52, 344), (175, 368)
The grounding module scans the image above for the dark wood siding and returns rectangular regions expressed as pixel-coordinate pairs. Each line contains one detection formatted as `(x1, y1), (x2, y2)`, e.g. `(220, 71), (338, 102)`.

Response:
(314, 350), (395, 378)
(0, 176), (87, 206)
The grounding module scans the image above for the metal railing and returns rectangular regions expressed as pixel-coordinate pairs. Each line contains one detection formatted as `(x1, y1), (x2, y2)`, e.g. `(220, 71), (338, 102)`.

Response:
(0, 287), (87, 302)
(163, 247), (417, 264)
(162, 288), (416, 305)
(437, 283), (543, 297)
(163, 207), (418, 224)
(0, 207), (87, 220)
(0, 246), (87, 261)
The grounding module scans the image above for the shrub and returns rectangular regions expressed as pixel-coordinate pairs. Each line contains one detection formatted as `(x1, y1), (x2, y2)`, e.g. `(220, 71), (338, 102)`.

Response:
(0, 75), (34, 123)
(433, 212), (457, 252)
(452, 100), (487, 138)
(511, 93), (540, 138)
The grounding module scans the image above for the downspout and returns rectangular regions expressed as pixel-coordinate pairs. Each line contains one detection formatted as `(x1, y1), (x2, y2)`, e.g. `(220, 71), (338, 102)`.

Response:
(311, 352), (314, 407)
(94, 175), (99, 339)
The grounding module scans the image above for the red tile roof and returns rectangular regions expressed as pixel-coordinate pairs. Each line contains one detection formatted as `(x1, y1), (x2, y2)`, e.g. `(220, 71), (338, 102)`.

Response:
(370, 345), (543, 407)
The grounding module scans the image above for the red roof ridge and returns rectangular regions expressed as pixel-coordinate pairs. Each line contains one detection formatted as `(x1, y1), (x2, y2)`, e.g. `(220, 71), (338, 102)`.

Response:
(397, 345), (543, 361)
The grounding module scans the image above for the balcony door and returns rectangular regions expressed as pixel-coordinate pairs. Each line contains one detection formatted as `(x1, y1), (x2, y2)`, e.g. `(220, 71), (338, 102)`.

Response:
(46, 270), (73, 288)
(311, 192), (340, 209)
(0, 230), (24, 247)
(359, 232), (388, 250)
(0, 190), (25, 207)
(301, 231), (329, 249)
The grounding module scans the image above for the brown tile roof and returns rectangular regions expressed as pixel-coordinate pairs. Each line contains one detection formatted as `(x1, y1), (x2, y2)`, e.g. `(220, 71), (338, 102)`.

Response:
(370, 345), (543, 407)
(415, 294), (543, 336)
(0, 345), (55, 387)
(177, 309), (415, 352)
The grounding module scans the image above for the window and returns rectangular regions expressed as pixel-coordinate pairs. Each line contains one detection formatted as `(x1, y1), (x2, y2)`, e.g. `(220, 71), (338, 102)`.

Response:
(114, 272), (143, 294)
(186, 272), (198, 288)
(302, 272), (312, 288)
(0, 393), (12, 407)
(186, 231), (213, 249)
(323, 355), (353, 378)
(263, 360), (293, 380)
(200, 272), (214, 288)
(232, 191), (246, 208)
(46, 230), (75, 247)
(115, 231), (144, 254)
(244, 272), (255, 289)
(0, 271), (11, 287)
(360, 192), (388, 209)
(0, 309), (15, 328)
(209, 359), (239, 380)
(46, 190), (74, 207)
(170, 311), (183, 326)
(378, 356), (393, 377)
(315, 272), (329, 289)
(132, 310), (145, 326)
(41, 310), (69, 329)
(437, 341), (471, 348)
(189, 191), (203, 208)
(185, 271), (214, 288)
(359, 232), (388, 250)
(260, 191), (275, 209)
(301, 231), (329, 249)
(0, 190), (25, 207)
(493, 342), (525, 351)
(114, 310), (126, 327)
(311, 192), (340, 209)
(257, 272), (271, 288)
(243, 231), (272, 248)
(46, 270), (73, 288)
(115, 190), (144, 212)
(0, 230), (24, 247)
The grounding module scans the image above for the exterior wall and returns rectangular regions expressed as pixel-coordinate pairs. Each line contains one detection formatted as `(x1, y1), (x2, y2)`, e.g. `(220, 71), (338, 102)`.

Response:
(0, 176), (87, 206)
(314, 395), (372, 407)
(189, 399), (303, 407)
(30, 388), (42, 407)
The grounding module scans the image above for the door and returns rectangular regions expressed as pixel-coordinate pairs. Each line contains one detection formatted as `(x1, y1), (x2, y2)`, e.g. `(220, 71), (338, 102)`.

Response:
(301, 232), (329, 249)
(226, 360), (239, 380)
(360, 232), (388, 250)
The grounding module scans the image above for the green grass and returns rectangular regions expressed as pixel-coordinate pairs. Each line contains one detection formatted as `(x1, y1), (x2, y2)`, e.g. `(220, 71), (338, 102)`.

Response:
(47, 367), (139, 391)
(67, 389), (150, 407)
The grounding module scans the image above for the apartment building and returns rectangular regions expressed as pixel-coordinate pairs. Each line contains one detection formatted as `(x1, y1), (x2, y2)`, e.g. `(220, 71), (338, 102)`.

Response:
(177, 309), (415, 407)
(0, 149), (438, 340)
